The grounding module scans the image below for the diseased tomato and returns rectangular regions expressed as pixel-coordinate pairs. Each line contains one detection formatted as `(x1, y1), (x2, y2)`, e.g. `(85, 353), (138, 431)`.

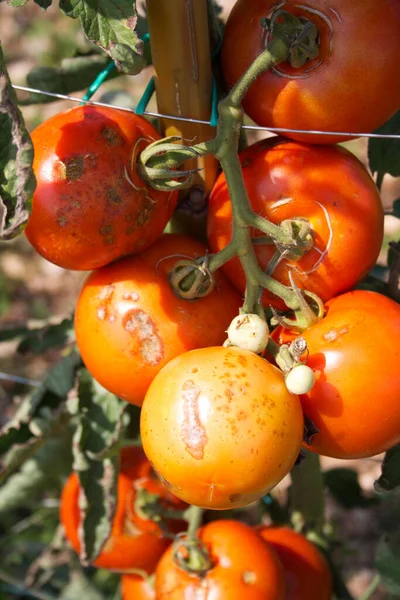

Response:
(140, 346), (304, 509)
(121, 575), (155, 600)
(156, 520), (285, 599)
(60, 446), (186, 573)
(272, 291), (400, 459)
(74, 234), (242, 406)
(207, 139), (383, 309)
(257, 526), (333, 600)
(25, 105), (178, 270)
(221, 0), (400, 144)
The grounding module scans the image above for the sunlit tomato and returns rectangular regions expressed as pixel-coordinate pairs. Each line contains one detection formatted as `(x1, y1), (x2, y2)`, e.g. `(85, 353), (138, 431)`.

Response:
(257, 526), (333, 600)
(140, 346), (304, 509)
(156, 520), (285, 599)
(273, 291), (400, 459)
(207, 139), (383, 309)
(60, 447), (186, 573)
(221, 0), (400, 144)
(25, 105), (178, 270)
(121, 575), (155, 600)
(75, 234), (242, 406)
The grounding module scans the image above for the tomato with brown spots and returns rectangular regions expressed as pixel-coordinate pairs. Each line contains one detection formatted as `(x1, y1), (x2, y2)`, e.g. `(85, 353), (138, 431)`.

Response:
(155, 520), (285, 599)
(140, 346), (304, 509)
(121, 575), (155, 599)
(207, 138), (383, 310)
(74, 234), (242, 406)
(25, 105), (178, 270)
(60, 446), (186, 572)
(221, 0), (400, 144)
(272, 291), (400, 459)
(257, 526), (333, 600)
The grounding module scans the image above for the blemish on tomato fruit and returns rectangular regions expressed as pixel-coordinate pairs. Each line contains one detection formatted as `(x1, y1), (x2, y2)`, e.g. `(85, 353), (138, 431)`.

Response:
(97, 307), (106, 321)
(57, 214), (68, 227)
(242, 570), (257, 585)
(64, 156), (85, 181)
(124, 310), (164, 366)
(122, 292), (140, 302)
(229, 492), (242, 503)
(99, 224), (114, 236)
(107, 187), (122, 204)
(101, 127), (122, 146)
(97, 285), (115, 302)
(323, 327), (349, 342)
(237, 354), (248, 367)
(191, 368), (199, 374)
(180, 379), (208, 460)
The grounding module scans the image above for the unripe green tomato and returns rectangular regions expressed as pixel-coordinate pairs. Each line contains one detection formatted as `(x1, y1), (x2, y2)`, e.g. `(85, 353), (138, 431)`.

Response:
(227, 313), (269, 354)
(285, 364), (315, 395)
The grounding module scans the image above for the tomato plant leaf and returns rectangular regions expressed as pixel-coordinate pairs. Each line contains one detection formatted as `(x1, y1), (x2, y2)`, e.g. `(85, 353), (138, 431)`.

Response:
(392, 199), (400, 219)
(16, 317), (74, 354)
(324, 468), (378, 509)
(0, 43), (36, 240)
(34, 0), (53, 8)
(368, 111), (400, 189)
(59, 0), (145, 75)
(72, 369), (128, 564)
(21, 55), (117, 105)
(374, 444), (400, 494)
(375, 535), (400, 595)
(6, 0), (29, 6)
(60, 571), (105, 600)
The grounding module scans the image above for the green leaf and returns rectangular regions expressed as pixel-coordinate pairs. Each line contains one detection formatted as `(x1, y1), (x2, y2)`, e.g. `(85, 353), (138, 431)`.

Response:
(72, 369), (128, 564)
(60, 572), (105, 600)
(392, 199), (400, 219)
(6, 0), (28, 6)
(0, 351), (82, 468)
(17, 318), (74, 354)
(376, 535), (400, 595)
(375, 444), (400, 494)
(59, 0), (145, 75)
(368, 111), (400, 189)
(22, 54), (118, 105)
(324, 468), (378, 509)
(0, 42), (36, 240)
(34, 0), (53, 7)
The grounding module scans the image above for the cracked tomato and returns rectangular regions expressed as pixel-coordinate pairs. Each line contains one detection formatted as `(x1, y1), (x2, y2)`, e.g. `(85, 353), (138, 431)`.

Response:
(60, 446), (186, 573)
(25, 105), (178, 270)
(207, 138), (383, 310)
(140, 345), (304, 509)
(222, 0), (400, 144)
(74, 234), (242, 406)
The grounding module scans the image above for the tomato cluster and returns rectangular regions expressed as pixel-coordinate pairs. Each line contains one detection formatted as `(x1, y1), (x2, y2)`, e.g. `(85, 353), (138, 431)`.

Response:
(23, 0), (400, 596)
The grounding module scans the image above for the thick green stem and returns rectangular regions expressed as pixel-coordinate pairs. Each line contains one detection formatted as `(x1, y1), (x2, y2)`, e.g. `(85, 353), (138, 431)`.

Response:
(359, 575), (381, 600)
(184, 505), (204, 540)
(290, 450), (325, 534)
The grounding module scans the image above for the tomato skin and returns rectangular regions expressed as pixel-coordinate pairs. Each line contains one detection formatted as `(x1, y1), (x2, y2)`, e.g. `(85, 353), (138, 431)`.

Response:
(156, 520), (285, 599)
(140, 346), (304, 509)
(222, 0), (400, 144)
(273, 291), (400, 459)
(74, 234), (242, 406)
(257, 527), (333, 600)
(60, 447), (186, 573)
(207, 138), (383, 310)
(121, 575), (155, 600)
(25, 105), (178, 270)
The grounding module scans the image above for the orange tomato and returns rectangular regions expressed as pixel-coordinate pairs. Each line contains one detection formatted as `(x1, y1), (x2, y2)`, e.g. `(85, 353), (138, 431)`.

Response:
(121, 575), (155, 600)
(257, 526), (333, 600)
(156, 520), (285, 599)
(140, 346), (304, 509)
(25, 105), (178, 270)
(75, 234), (242, 406)
(273, 291), (400, 459)
(207, 138), (383, 310)
(60, 447), (186, 572)
(222, 0), (400, 144)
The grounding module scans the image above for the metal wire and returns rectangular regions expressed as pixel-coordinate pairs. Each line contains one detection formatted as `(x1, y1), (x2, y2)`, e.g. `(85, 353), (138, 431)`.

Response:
(12, 84), (400, 139)
(0, 372), (41, 387)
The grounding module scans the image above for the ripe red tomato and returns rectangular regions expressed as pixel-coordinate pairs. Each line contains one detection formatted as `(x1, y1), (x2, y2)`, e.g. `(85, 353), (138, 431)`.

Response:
(207, 139), (383, 309)
(155, 520), (285, 599)
(121, 575), (155, 600)
(60, 446), (186, 572)
(273, 291), (400, 459)
(221, 0), (400, 144)
(140, 346), (304, 509)
(74, 234), (242, 406)
(25, 105), (178, 270)
(257, 526), (333, 600)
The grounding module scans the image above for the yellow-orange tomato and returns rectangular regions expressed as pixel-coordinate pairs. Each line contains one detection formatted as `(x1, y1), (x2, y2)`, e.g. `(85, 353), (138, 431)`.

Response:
(25, 105), (178, 270)
(222, 0), (400, 144)
(207, 138), (384, 310)
(257, 527), (333, 600)
(60, 447), (186, 573)
(121, 575), (155, 600)
(156, 520), (285, 600)
(140, 346), (304, 509)
(74, 234), (242, 406)
(272, 291), (400, 459)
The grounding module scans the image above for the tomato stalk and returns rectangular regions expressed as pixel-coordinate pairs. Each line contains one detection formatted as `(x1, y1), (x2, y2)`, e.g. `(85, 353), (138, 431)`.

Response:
(290, 450), (325, 535)
(140, 12), (323, 325)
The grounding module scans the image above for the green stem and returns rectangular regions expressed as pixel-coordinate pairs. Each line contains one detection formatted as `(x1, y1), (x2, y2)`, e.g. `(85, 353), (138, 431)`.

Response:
(359, 575), (381, 600)
(290, 449), (325, 534)
(184, 505), (204, 540)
